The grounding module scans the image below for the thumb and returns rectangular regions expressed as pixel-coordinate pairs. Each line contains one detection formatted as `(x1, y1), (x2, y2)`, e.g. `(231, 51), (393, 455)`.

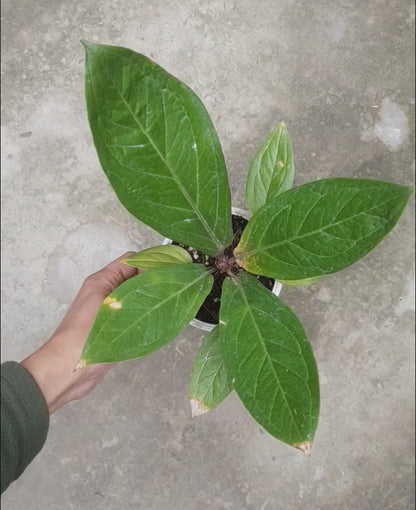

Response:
(85, 251), (139, 298)
(56, 252), (139, 334)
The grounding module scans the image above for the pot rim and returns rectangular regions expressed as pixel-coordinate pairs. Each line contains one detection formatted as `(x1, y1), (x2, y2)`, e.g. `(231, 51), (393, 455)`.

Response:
(163, 207), (282, 332)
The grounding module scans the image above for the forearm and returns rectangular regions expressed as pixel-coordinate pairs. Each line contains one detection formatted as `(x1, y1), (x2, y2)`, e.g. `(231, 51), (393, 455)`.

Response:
(21, 332), (111, 415)
(1, 253), (136, 493)
(1, 362), (49, 493)
(21, 334), (78, 415)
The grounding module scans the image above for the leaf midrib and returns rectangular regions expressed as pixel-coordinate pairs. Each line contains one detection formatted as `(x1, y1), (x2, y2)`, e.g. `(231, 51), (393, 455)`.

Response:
(194, 360), (226, 407)
(233, 280), (303, 438)
(84, 269), (211, 360)
(239, 195), (398, 260)
(103, 66), (224, 253)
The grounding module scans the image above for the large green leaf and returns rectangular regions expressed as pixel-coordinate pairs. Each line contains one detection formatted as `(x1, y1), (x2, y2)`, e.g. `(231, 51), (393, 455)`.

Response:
(189, 325), (233, 417)
(83, 41), (232, 256)
(235, 179), (413, 283)
(246, 122), (295, 214)
(79, 264), (213, 366)
(123, 245), (192, 271)
(220, 272), (319, 451)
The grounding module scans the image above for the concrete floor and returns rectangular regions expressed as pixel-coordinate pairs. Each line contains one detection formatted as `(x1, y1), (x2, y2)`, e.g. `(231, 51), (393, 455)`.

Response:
(1, 0), (414, 508)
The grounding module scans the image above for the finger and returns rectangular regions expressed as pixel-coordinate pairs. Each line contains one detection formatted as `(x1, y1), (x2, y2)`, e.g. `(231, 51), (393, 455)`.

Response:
(57, 252), (140, 332)
(86, 251), (140, 296)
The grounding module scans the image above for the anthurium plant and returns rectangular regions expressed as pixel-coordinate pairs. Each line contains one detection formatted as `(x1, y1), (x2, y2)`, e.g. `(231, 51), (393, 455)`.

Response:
(78, 41), (412, 455)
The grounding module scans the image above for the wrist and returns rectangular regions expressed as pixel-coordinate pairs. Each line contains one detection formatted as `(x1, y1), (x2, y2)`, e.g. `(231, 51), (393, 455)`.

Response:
(21, 331), (112, 415)
(21, 334), (79, 414)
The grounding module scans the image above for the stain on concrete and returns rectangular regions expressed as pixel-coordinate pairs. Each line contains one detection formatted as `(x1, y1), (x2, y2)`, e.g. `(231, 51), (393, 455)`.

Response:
(362, 98), (410, 150)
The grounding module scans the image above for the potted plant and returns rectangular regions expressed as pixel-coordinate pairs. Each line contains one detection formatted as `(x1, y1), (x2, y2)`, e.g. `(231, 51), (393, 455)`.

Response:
(77, 41), (412, 455)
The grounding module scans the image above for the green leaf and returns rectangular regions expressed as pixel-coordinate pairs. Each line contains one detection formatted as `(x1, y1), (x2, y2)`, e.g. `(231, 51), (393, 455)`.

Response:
(235, 179), (413, 282)
(123, 245), (192, 271)
(83, 41), (232, 256)
(276, 275), (323, 287)
(189, 325), (233, 417)
(220, 272), (319, 450)
(245, 122), (295, 214)
(80, 264), (213, 366)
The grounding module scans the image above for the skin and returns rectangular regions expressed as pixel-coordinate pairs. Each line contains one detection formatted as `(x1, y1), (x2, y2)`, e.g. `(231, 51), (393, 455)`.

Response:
(21, 253), (139, 414)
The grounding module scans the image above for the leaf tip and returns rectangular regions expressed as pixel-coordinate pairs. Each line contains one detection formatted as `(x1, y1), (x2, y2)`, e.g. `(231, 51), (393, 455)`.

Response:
(190, 398), (210, 417)
(294, 441), (312, 457)
(80, 39), (93, 50)
(74, 359), (87, 372)
(80, 39), (103, 55)
(121, 258), (137, 268)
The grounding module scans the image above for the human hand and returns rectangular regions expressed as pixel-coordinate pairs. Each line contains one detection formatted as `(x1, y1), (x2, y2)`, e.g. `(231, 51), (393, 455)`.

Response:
(21, 252), (139, 414)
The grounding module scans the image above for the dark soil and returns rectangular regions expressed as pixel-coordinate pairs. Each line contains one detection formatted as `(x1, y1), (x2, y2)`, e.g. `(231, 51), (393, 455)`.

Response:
(173, 215), (275, 325)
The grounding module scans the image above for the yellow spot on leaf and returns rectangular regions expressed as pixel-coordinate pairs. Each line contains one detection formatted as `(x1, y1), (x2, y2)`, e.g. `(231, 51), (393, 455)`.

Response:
(103, 296), (122, 310)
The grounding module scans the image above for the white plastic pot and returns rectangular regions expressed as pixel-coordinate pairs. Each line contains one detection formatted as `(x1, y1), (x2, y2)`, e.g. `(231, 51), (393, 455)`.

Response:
(163, 207), (282, 332)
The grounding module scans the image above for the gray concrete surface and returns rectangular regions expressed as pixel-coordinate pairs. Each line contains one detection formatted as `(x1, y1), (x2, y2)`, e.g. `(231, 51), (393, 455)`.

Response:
(1, 0), (414, 508)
